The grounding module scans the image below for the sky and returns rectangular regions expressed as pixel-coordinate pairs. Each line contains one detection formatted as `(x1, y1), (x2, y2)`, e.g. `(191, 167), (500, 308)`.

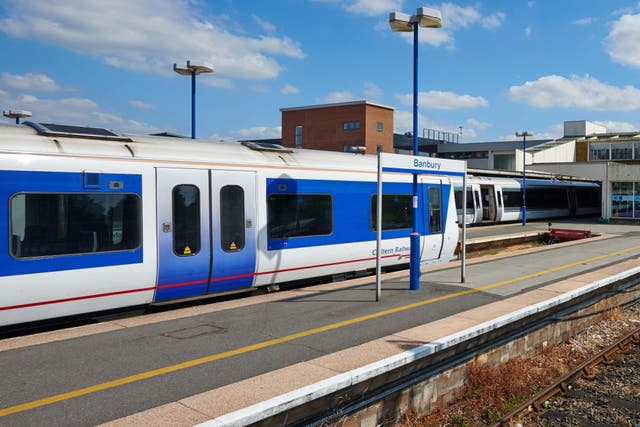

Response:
(2, 0), (640, 143)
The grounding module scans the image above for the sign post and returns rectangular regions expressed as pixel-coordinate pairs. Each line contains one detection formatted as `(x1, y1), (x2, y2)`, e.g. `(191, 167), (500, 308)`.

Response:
(376, 153), (466, 295)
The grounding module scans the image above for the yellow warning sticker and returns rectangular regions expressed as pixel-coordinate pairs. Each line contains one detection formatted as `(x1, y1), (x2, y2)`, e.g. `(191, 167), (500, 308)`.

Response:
(183, 245), (192, 255)
(229, 242), (237, 250)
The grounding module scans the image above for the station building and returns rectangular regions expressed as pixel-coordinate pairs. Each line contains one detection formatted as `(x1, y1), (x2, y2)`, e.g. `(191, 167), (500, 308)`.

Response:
(274, 101), (640, 222)
(280, 101), (394, 154)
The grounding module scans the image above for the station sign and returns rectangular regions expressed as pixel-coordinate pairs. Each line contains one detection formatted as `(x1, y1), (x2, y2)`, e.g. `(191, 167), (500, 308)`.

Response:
(380, 152), (465, 176)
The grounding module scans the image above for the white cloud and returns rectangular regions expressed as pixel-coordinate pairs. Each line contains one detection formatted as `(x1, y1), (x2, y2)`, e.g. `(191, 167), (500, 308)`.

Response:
(252, 15), (276, 33)
(363, 82), (383, 100)
(1, 72), (60, 92)
(593, 120), (639, 132)
(395, 90), (488, 110)
(524, 26), (532, 37)
(128, 100), (154, 110)
(466, 118), (491, 130)
(213, 125), (282, 141)
(280, 84), (300, 95)
(481, 12), (506, 30)
(508, 74), (640, 111)
(343, 0), (403, 16)
(0, 0), (305, 81)
(0, 90), (156, 133)
(572, 17), (595, 26)
(318, 91), (358, 103)
(605, 14), (640, 68)
(611, 5), (640, 16)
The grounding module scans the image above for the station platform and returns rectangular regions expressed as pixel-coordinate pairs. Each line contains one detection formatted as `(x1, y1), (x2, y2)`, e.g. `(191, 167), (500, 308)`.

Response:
(1, 219), (639, 426)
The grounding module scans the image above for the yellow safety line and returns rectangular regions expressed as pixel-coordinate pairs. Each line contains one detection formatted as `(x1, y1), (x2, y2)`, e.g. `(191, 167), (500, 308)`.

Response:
(2, 243), (640, 417)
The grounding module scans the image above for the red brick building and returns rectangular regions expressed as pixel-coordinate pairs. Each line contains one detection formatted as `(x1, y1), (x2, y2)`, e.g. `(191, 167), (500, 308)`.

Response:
(280, 101), (394, 154)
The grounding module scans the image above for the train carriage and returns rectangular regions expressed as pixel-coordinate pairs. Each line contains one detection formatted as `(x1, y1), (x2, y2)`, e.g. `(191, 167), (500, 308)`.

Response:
(0, 122), (460, 327)
(454, 176), (600, 224)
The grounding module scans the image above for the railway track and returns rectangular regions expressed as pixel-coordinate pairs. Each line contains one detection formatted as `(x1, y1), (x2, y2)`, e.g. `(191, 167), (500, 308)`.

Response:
(498, 326), (640, 426)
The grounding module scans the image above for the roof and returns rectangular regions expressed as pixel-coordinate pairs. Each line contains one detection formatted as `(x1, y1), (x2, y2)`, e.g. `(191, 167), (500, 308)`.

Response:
(435, 139), (552, 153)
(280, 100), (394, 112)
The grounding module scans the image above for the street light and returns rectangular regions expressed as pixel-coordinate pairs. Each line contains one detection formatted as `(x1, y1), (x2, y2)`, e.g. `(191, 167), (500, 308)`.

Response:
(174, 60), (214, 139)
(3, 109), (32, 124)
(389, 7), (442, 291)
(516, 131), (533, 227)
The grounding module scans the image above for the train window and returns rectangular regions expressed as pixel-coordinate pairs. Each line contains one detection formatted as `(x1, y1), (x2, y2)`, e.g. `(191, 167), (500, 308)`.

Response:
(10, 192), (141, 258)
(173, 185), (201, 256)
(576, 187), (600, 208)
(428, 187), (441, 234)
(220, 185), (245, 252)
(453, 188), (474, 210)
(267, 194), (332, 239)
(502, 188), (522, 210)
(370, 194), (412, 231)
(527, 188), (567, 210)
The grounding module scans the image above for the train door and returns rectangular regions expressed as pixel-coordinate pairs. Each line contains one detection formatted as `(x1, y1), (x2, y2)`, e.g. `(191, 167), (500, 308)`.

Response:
(156, 168), (211, 301)
(494, 187), (504, 221)
(473, 187), (482, 223)
(421, 179), (444, 261)
(209, 170), (257, 293)
(480, 185), (496, 222)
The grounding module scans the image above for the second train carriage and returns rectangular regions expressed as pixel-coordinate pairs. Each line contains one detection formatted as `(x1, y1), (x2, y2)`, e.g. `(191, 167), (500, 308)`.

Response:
(0, 122), (460, 327)
(453, 176), (600, 225)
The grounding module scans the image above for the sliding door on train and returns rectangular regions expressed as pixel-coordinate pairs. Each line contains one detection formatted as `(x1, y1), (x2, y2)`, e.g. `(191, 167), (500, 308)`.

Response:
(154, 168), (257, 302)
(209, 170), (257, 293)
(420, 179), (444, 262)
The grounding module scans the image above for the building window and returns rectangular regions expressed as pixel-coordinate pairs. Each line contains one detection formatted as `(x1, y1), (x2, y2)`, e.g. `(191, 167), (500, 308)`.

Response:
(610, 182), (640, 219)
(589, 143), (610, 160)
(10, 192), (141, 258)
(493, 153), (515, 171)
(343, 121), (361, 131)
(267, 194), (333, 238)
(295, 125), (303, 148)
(611, 142), (633, 160)
(376, 122), (383, 132)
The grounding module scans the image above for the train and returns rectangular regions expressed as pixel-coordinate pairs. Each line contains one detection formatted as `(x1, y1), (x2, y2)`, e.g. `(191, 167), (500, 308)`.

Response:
(1, 122), (462, 327)
(454, 175), (601, 225)
(0, 122), (600, 327)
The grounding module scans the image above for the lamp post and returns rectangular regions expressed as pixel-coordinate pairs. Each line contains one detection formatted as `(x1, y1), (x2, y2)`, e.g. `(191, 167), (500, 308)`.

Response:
(3, 109), (32, 124)
(389, 7), (442, 291)
(516, 131), (532, 226)
(174, 60), (214, 139)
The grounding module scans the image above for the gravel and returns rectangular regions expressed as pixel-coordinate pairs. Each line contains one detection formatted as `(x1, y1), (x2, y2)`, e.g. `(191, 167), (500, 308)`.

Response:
(521, 303), (640, 427)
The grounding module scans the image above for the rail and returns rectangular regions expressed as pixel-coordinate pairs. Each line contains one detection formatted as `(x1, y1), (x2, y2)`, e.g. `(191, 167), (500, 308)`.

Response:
(494, 325), (640, 426)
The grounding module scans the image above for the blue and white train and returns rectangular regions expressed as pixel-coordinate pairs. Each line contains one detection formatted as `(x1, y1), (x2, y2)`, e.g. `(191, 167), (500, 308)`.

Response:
(453, 175), (601, 225)
(0, 122), (461, 327)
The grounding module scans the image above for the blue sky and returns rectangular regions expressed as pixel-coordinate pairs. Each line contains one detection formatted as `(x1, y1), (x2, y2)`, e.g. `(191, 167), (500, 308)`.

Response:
(2, 1), (640, 143)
